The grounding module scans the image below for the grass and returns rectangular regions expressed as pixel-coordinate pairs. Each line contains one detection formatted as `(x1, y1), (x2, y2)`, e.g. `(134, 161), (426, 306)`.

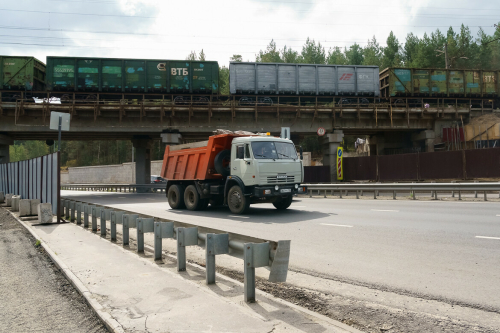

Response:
(35, 239), (41, 247)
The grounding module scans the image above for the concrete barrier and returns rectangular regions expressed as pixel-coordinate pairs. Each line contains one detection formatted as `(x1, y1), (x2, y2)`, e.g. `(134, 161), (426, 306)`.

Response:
(5, 193), (13, 206)
(0, 191), (4, 203)
(38, 203), (53, 223)
(19, 199), (31, 217)
(30, 199), (40, 216)
(11, 195), (21, 212)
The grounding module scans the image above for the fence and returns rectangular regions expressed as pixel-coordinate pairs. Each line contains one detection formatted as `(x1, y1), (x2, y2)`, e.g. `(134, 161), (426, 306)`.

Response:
(0, 152), (60, 217)
(307, 147), (500, 182)
(60, 197), (291, 303)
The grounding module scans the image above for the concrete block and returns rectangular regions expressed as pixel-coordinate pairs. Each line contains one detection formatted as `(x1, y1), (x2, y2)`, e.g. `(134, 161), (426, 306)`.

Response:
(11, 195), (21, 212)
(38, 203), (53, 224)
(19, 199), (31, 217)
(0, 191), (4, 203)
(5, 194), (13, 206)
(30, 199), (41, 215)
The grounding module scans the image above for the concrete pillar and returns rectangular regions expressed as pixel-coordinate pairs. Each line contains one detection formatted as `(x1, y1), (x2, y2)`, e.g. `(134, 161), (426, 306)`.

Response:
(0, 134), (14, 164)
(322, 130), (344, 182)
(132, 136), (153, 193)
(369, 135), (385, 156)
(412, 130), (436, 153)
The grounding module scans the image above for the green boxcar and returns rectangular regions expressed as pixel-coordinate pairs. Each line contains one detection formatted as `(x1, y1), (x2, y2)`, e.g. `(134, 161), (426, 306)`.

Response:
(0, 56), (46, 91)
(46, 56), (219, 94)
(380, 67), (499, 98)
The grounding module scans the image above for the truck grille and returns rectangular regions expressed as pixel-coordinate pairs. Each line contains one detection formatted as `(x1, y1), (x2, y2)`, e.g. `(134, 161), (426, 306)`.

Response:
(267, 176), (295, 184)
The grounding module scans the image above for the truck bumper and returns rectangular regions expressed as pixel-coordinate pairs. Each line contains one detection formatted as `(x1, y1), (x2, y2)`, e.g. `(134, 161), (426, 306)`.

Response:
(253, 184), (306, 198)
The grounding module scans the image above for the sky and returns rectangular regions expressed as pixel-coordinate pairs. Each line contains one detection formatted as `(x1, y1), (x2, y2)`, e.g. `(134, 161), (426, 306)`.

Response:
(0, 0), (498, 67)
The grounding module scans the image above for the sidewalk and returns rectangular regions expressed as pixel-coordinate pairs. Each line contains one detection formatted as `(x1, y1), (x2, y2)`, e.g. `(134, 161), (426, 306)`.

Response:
(15, 213), (360, 333)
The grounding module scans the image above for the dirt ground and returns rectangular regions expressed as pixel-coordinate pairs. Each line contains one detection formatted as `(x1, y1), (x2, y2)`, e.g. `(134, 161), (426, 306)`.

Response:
(0, 207), (108, 333)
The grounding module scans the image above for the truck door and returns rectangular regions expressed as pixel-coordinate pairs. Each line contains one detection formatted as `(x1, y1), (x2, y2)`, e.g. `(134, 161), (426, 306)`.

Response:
(232, 143), (255, 185)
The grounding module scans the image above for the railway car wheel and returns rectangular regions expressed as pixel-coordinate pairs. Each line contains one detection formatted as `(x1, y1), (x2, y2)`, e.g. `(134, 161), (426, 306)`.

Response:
(227, 185), (250, 214)
(184, 185), (204, 211)
(272, 195), (293, 210)
(168, 185), (185, 209)
(214, 150), (231, 177)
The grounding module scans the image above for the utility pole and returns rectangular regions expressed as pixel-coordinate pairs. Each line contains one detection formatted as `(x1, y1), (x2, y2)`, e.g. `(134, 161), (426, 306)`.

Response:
(435, 43), (450, 68)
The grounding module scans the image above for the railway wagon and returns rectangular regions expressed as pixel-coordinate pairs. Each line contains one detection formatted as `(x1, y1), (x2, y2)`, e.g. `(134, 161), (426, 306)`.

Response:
(229, 62), (380, 96)
(380, 67), (500, 98)
(0, 56), (46, 91)
(46, 56), (219, 94)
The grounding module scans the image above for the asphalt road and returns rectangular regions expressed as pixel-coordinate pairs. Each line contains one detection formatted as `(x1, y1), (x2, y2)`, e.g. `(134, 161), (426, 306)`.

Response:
(62, 190), (500, 313)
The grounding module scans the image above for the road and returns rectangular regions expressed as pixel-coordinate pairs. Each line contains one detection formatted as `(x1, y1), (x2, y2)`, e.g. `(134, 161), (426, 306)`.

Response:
(62, 190), (500, 313)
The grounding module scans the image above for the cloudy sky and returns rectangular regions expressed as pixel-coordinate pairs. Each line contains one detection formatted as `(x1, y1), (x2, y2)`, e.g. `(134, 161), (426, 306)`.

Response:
(0, 0), (498, 66)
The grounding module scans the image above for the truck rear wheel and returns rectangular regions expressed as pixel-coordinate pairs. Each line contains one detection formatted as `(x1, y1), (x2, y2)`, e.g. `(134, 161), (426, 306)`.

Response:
(168, 185), (185, 209)
(273, 195), (293, 210)
(227, 185), (250, 214)
(184, 185), (207, 211)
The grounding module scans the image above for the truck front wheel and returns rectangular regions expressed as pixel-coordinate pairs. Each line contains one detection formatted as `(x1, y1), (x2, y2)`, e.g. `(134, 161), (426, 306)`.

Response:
(184, 185), (208, 211)
(227, 185), (250, 214)
(168, 185), (185, 209)
(273, 195), (293, 210)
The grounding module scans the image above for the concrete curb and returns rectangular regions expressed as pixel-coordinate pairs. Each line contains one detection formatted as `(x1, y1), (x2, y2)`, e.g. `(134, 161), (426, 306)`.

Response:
(7, 211), (125, 333)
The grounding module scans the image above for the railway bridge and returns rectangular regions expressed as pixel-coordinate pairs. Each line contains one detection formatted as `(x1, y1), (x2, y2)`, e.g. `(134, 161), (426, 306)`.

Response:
(0, 93), (492, 183)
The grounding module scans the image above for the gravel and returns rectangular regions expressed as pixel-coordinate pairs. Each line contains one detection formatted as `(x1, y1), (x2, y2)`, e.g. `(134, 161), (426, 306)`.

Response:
(0, 207), (109, 333)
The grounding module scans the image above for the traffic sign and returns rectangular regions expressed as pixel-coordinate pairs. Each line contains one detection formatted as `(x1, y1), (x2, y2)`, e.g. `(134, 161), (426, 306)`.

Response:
(317, 127), (326, 136)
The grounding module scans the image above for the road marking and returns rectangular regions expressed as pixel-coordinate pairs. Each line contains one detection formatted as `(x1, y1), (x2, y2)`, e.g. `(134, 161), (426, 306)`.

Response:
(118, 197), (126, 199)
(475, 236), (500, 240)
(496, 215), (500, 217)
(321, 223), (353, 228)
(371, 209), (399, 212)
(228, 215), (249, 219)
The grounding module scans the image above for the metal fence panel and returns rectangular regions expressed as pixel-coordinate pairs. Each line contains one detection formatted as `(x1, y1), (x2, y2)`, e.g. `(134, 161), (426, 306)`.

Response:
(52, 153), (58, 215)
(379, 153), (419, 181)
(465, 148), (500, 179)
(343, 156), (377, 181)
(419, 151), (463, 180)
(304, 166), (330, 183)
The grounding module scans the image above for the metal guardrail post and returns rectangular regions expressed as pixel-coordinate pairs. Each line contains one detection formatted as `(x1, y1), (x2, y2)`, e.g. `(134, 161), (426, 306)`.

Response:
(83, 204), (89, 228)
(70, 201), (75, 222)
(176, 227), (199, 272)
(373, 190), (377, 199)
(458, 191), (462, 200)
(91, 206), (101, 232)
(484, 191), (487, 201)
(137, 218), (154, 253)
(356, 190), (359, 199)
(110, 211), (124, 242)
(76, 202), (82, 225)
(100, 209), (111, 237)
(154, 221), (174, 260)
(475, 181), (478, 198)
(323, 190), (326, 198)
(452, 181), (455, 197)
(205, 233), (229, 284)
(64, 200), (70, 219)
(244, 242), (270, 303)
(339, 190), (342, 198)
(122, 214), (138, 246)
(393, 190), (396, 200)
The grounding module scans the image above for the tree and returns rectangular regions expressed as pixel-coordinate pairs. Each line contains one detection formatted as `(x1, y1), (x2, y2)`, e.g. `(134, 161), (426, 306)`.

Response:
(382, 31), (401, 68)
(199, 49), (206, 61)
(230, 54), (243, 62)
(345, 43), (364, 65)
(281, 45), (301, 63)
(218, 66), (230, 95)
(326, 47), (347, 65)
(362, 37), (381, 66)
(300, 38), (326, 64)
(256, 39), (282, 63)
(403, 33), (419, 66)
(186, 51), (197, 61)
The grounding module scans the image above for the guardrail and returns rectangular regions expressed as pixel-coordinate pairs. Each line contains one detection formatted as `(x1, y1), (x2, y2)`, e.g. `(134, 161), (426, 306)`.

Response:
(303, 182), (500, 201)
(61, 183), (165, 193)
(60, 197), (291, 303)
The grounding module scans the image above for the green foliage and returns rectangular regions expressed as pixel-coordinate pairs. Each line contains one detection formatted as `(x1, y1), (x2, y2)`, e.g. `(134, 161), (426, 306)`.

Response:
(326, 47), (347, 65)
(381, 31), (401, 69)
(219, 66), (230, 95)
(9, 141), (49, 162)
(345, 43), (364, 65)
(256, 39), (283, 63)
(300, 136), (322, 154)
(300, 38), (326, 64)
(230, 54), (243, 62)
(362, 37), (381, 66)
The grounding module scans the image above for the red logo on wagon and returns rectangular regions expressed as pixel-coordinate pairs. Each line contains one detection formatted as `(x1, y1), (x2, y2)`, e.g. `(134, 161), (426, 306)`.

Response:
(339, 74), (353, 81)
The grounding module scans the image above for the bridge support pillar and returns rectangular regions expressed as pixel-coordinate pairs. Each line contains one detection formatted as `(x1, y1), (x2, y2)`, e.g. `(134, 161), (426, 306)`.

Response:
(412, 130), (436, 153)
(322, 130), (344, 182)
(132, 136), (153, 193)
(0, 134), (13, 164)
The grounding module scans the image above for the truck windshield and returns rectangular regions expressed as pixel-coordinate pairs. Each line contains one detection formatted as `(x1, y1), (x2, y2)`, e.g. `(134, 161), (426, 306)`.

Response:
(251, 142), (298, 159)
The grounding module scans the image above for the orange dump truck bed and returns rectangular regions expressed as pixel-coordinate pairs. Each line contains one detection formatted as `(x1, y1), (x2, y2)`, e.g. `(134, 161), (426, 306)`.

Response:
(160, 134), (240, 181)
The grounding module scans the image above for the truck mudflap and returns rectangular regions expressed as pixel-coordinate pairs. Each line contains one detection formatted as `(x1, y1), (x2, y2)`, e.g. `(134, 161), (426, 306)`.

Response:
(253, 185), (302, 198)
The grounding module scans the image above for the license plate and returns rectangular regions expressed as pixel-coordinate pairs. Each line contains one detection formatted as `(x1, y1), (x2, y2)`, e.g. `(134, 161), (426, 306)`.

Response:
(280, 189), (291, 193)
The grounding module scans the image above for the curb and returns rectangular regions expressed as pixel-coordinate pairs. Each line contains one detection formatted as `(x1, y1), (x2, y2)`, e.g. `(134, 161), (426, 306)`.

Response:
(8, 211), (125, 333)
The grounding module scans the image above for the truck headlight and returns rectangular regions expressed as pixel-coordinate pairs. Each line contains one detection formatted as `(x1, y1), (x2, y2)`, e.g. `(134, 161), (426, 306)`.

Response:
(295, 184), (298, 189)
(275, 185), (279, 191)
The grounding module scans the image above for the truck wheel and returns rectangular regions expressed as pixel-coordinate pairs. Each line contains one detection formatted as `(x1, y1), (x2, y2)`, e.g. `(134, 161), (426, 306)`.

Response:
(273, 195), (293, 210)
(168, 185), (185, 209)
(227, 185), (250, 214)
(184, 185), (205, 211)
(214, 150), (231, 177)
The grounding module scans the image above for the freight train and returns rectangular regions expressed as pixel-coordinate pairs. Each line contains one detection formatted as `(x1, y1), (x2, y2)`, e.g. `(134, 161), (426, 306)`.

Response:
(0, 55), (498, 105)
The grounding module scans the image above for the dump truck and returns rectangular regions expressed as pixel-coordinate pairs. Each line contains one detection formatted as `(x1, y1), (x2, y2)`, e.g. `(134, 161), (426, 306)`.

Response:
(160, 133), (306, 214)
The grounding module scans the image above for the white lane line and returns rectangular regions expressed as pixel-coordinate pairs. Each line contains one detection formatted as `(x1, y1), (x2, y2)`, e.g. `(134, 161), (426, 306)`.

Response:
(321, 223), (353, 228)
(228, 215), (250, 219)
(371, 209), (399, 212)
(496, 215), (500, 217)
(475, 236), (500, 240)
